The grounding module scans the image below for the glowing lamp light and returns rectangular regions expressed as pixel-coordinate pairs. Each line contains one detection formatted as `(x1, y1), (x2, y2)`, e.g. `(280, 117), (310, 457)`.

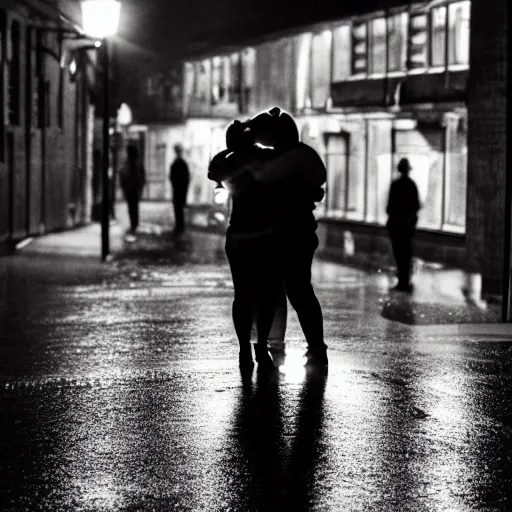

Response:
(117, 103), (132, 126)
(81, 0), (121, 39)
(69, 59), (77, 76)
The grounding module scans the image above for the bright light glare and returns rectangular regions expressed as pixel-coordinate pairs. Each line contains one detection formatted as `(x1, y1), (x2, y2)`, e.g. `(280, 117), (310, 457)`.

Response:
(278, 349), (307, 384)
(81, 0), (121, 39)
(117, 103), (132, 126)
(69, 59), (77, 75)
(214, 187), (229, 204)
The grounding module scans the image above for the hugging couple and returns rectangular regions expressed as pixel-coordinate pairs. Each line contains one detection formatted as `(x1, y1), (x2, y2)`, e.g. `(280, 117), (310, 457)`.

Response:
(208, 107), (328, 373)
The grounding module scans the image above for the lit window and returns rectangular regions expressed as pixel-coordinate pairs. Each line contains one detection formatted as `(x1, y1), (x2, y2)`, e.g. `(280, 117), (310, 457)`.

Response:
(351, 22), (368, 75)
(408, 14), (429, 70)
(311, 30), (332, 108)
(325, 134), (349, 217)
(228, 52), (240, 104)
(387, 13), (408, 72)
(211, 56), (221, 105)
(296, 33), (312, 110)
(220, 56), (230, 101)
(448, 1), (470, 66)
(369, 18), (387, 74)
(332, 24), (351, 81)
(197, 59), (210, 102)
(431, 6), (447, 67)
(241, 47), (255, 111)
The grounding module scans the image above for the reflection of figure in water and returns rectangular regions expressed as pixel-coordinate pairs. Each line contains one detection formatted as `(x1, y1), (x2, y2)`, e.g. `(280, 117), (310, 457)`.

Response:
(209, 107), (328, 372)
(169, 144), (190, 236)
(223, 371), (327, 510)
(119, 144), (146, 236)
(386, 157), (421, 293)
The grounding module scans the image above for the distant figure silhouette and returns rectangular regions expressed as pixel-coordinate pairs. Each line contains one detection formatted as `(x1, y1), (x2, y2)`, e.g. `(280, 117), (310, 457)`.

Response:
(386, 158), (421, 293)
(119, 144), (146, 235)
(169, 144), (190, 235)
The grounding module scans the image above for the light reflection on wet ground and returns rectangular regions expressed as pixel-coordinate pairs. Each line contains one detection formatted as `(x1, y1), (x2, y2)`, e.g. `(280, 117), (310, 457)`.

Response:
(0, 229), (510, 511)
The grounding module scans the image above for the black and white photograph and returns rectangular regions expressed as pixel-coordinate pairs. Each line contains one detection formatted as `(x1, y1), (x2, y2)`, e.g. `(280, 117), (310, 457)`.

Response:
(0, 0), (510, 510)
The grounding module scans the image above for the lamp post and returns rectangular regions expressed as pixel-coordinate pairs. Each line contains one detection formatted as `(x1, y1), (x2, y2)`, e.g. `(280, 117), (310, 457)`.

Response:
(81, 0), (121, 261)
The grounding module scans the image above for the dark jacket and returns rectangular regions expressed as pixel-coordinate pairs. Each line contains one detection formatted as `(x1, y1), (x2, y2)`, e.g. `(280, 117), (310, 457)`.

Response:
(120, 159), (146, 197)
(386, 175), (421, 228)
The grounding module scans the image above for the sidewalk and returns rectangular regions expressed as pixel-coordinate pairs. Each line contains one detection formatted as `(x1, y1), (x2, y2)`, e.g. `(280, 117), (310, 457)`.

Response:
(13, 201), (510, 341)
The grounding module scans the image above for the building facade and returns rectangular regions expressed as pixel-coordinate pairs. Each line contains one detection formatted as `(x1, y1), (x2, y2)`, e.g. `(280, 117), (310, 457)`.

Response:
(0, 0), (96, 249)
(135, 0), (507, 297)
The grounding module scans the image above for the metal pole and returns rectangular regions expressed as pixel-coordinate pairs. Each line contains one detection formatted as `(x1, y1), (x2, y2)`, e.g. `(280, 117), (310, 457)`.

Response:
(101, 37), (110, 261)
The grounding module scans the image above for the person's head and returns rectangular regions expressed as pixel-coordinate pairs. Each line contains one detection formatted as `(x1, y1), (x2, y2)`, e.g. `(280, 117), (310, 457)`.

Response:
(397, 157), (412, 175)
(174, 143), (184, 157)
(127, 144), (139, 161)
(249, 106), (299, 150)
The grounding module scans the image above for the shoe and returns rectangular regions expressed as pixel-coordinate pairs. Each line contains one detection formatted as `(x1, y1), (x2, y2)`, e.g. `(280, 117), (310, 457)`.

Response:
(254, 345), (276, 372)
(304, 347), (328, 367)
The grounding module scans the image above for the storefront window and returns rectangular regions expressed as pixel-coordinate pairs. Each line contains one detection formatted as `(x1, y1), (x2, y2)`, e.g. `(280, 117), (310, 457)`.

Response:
(228, 52), (240, 104)
(211, 56), (221, 105)
(220, 56), (230, 102)
(325, 134), (349, 217)
(241, 47), (255, 111)
(448, 1), (470, 66)
(369, 18), (387, 74)
(332, 24), (351, 81)
(395, 128), (444, 230)
(431, 6), (447, 67)
(366, 120), (393, 225)
(444, 122), (467, 231)
(387, 12), (408, 72)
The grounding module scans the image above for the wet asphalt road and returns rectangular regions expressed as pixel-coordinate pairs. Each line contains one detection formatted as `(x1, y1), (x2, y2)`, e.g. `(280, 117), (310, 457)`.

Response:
(0, 230), (511, 511)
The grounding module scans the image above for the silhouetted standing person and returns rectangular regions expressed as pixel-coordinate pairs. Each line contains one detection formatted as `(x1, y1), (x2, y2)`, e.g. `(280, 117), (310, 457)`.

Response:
(120, 144), (146, 235)
(386, 158), (421, 292)
(169, 144), (190, 235)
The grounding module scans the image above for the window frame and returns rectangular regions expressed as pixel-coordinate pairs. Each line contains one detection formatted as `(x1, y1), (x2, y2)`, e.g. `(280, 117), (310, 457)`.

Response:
(324, 131), (352, 218)
(368, 16), (387, 77)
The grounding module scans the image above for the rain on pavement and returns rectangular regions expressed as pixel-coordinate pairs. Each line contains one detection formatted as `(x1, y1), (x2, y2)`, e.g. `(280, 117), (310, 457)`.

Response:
(0, 227), (511, 511)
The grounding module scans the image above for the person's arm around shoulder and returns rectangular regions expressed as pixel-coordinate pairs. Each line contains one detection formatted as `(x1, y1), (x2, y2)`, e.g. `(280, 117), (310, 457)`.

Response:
(250, 142), (326, 186)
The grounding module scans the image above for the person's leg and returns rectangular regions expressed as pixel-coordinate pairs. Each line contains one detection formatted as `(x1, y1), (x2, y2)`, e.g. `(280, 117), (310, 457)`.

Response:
(225, 236), (255, 355)
(280, 231), (326, 359)
(388, 228), (401, 278)
(173, 192), (185, 233)
(394, 229), (411, 289)
(268, 282), (287, 352)
(134, 198), (140, 232)
(401, 227), (415, 288)
(248, 235), (279, 370)
(126, 192), (137, 234)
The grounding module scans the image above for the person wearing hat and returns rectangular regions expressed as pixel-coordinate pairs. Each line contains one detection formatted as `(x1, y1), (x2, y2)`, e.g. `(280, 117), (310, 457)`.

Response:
(386, 157), (421, 292)
(169, 143), (190, 235)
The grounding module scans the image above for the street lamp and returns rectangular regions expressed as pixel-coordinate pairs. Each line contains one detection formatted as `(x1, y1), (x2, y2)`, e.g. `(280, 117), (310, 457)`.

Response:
(81, 0), (121, 261)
